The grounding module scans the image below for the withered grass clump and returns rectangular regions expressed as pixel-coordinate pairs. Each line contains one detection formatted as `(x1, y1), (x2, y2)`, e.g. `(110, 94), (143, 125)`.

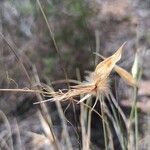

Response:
(0, 42), (139, 150)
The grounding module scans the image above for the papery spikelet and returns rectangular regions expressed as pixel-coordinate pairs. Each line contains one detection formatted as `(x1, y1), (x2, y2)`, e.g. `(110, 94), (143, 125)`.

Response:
(94, 43), (138, 87)
(95, 43), (125, 77)
(92, 43), (125, 96)
(114, 65), (138, 87)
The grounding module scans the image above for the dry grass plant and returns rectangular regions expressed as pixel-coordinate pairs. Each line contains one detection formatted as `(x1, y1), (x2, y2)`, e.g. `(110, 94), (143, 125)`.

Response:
(0, 0), (142, 149)
(0, 42), (138, 150)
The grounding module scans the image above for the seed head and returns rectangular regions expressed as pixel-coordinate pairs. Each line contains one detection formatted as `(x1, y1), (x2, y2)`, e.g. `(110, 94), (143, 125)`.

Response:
(37, 43), (137, 104)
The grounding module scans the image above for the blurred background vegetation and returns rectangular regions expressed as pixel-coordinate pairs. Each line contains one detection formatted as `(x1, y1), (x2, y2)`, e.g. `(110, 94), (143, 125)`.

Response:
(0, 0), (150, 149)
